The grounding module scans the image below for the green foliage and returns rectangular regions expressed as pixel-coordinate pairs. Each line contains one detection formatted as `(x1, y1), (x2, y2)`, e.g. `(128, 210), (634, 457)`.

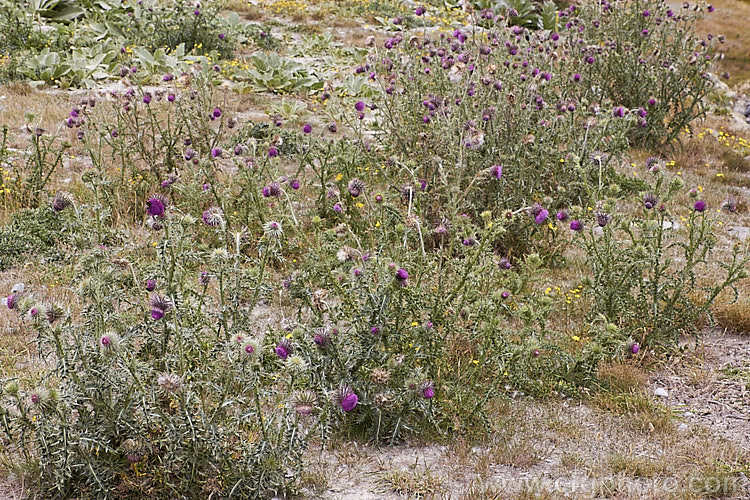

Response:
(0, 207), (88, 270)
(575, 165), (750, 347)
(234, 52), (324, 94)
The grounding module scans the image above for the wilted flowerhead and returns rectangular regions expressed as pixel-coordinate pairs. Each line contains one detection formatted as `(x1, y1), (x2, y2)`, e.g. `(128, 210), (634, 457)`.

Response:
(723, 196), (738, 213)
(498, 257), (511, 270)
(348, 178), (365, 197)
(643, 193), (659, 210)
(4, 294), (19, 310)
(202, 206), (224, 227)
(596, 211), (612, 227)
(332, 384), (359, 412)
(285, 354), (308, 374)
(52, 192), (74, 212)
(157, 372), (183, 393)
(45, 301), (64, 324)
(292, 389), (318, 416)
(146, 194), (169, 217)
(121, 439), (144, 464)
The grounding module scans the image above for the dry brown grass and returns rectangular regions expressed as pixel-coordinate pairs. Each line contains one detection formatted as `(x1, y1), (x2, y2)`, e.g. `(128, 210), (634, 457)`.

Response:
(696, 0), (750, 85)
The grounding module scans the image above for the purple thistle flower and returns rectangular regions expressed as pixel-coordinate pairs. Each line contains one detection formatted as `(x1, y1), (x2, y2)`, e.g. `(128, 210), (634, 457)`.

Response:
(556, 210), (569, 222)
(415, 5), (425, 15)
(167, 93), (175, 102)
(420, 381), (435, 399)
(630, 342), (640, 354)
(694, 200), (706, 212)
(643, 193), (659, 210)
(490, 164), (503, 179)
(146, 194), (168, 217)
(354, 101), (365, 112)
(163, 73), (174, 82)
(570, 220), (583, 231)
(396, 268), (409, 285)
(333, 203), (343, 213)
(501, 291), (510, 299)
(149, 294), (171, 320)
(613, 106), (625, 118)
(211, 148), (222, 158)
(333, 384), (359, 412)
(275, 339), (292, 360)
(498, 257), (511, 270)
(143, 93), (152, 105)
(145, 279), (156, 292)
(348, 178), (365, 197)
(302, 123), (312, 134)
(268, 147), (279, 157)
(263, 182), (281, 198)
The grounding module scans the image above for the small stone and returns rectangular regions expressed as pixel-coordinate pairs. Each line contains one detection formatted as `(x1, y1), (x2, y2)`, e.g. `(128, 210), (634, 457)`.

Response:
(654, 387), (669, 398)
(677, 423), (689, 432)
(684, 411), (694, 417)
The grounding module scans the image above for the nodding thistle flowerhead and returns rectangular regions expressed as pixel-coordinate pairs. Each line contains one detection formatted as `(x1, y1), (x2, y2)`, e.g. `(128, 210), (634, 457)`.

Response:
(263, 220), (283, 239)
(275, 338), (292, 360)
(100, 332), (120, 351)
(641, 193), (658, 210)
(202, 206), (224, 227)
(415, 5), (425, 15)
(490, 164), (503, 179)
(292, 389), (318, 416)
(211, 147), (222, 158)
(347, 178), (365, 197)
(262, 182), (282, 198)
(4, 294), (19, 310)
(531, 203), (549, 225)
(723, 196), (738, 213)
(420, 380), (435, 399)
(52, 192), (73, 212)
(556, 210), (569, 222)
(596, 211), (612, 227)
(242, 338), (260, 359)
(694, 200), (707, 212)
(395, 268), (409, 285)
(149, 294), (171, 320)
(570, 220), (583, 231)
(146, 194), (168, 217)
(313, 328), (330, 348)
(613, 106), (625, 118)
(333, 384), (359, 412)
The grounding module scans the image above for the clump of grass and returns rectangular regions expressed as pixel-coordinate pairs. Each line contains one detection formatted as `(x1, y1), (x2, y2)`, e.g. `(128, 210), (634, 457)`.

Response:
(608, 453), (667, 478)
(593, 362), (673, 433)
(377, 466), (444, 498)
(714, 299), (750, 334)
